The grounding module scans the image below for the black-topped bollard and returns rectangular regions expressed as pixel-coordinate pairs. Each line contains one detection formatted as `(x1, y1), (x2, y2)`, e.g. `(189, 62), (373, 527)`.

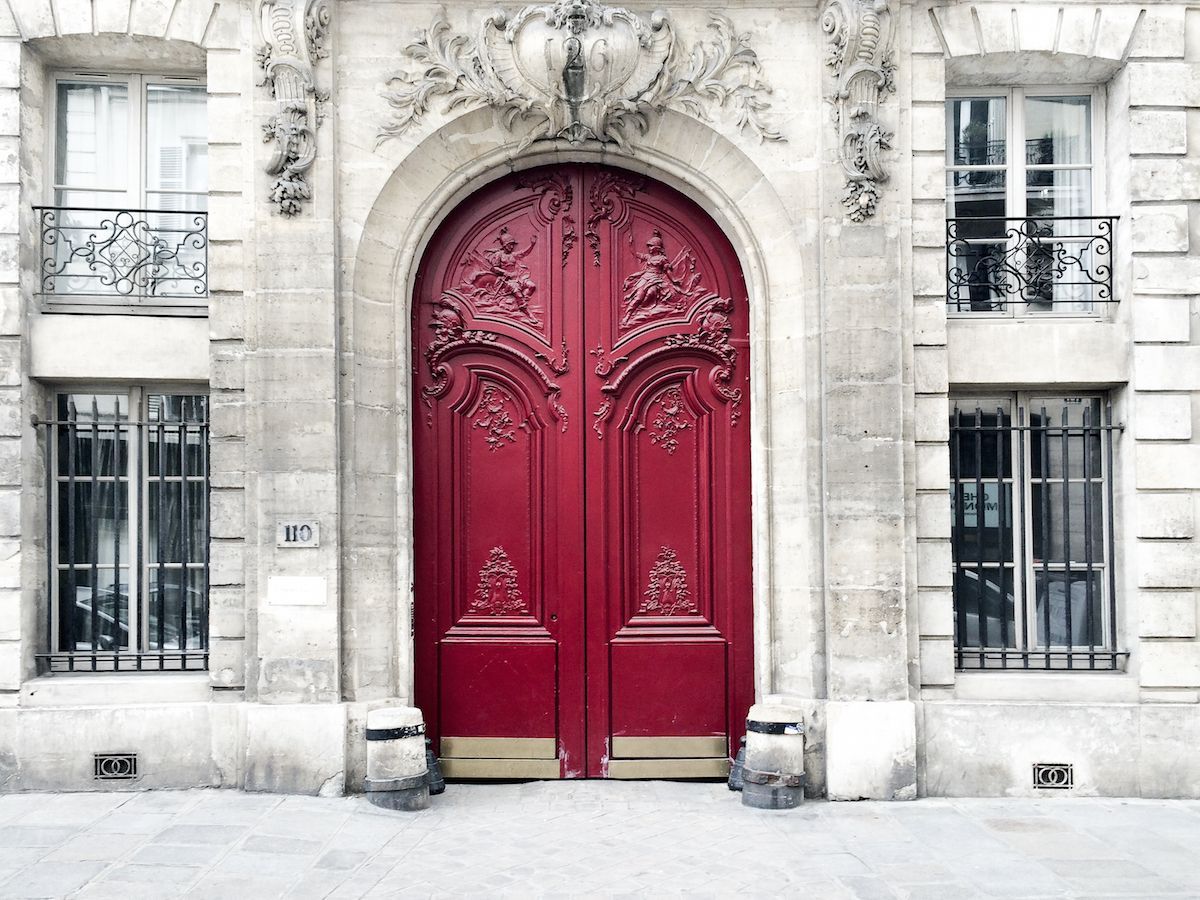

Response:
(364, 707), (430, 811)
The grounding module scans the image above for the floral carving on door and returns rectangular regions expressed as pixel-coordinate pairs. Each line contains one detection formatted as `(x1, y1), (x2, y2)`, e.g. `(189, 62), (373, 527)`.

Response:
(472, 384), (523, 451)
(621, 230), (706, 327)
(646, 385), (691, 455)
(459, 226), (542, 326)
(639, 546), (697, 616)
(470, 546), (528, 615)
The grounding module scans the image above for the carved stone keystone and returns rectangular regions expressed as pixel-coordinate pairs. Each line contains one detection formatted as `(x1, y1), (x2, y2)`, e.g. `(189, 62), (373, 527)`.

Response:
(378, 0), (784, 151)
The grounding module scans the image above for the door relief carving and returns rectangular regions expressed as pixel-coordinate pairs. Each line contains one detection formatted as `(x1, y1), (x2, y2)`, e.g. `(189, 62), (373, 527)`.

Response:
(472, 385), (524, 451)
(621, 230), (705, 327)
(459, 227), (542, 326)
(646, 386), (691, 455)
(585, 173), (645, 266)
(422, 294), (568, 432)
(470, 546), (529, 615)
(518, 171), (578, 266)
(639, 546), (697, 616)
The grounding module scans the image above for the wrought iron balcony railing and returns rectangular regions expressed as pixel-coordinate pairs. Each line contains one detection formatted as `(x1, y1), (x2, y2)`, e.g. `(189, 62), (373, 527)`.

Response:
(946, 216), (1115, 313)
(34, 206), (208, 311)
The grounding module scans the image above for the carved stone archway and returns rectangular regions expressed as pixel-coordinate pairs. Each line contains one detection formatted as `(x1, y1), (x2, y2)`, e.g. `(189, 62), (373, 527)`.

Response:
(345, 105), (819, 711)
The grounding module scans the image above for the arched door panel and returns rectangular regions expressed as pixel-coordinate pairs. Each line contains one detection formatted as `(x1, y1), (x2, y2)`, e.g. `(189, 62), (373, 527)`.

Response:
(414, 165), (750, 779)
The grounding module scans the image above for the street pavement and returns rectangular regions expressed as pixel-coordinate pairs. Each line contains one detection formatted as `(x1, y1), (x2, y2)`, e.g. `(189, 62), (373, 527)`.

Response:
(0, 782), (1198, 898)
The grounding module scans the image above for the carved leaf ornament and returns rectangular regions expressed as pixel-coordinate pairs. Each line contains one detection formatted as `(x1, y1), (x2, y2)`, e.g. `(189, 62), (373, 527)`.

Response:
(378, 0), (784, 151)
(471, 546), (528, 615)
(640, 546), (697, 616)
(821, 0), (896, 221)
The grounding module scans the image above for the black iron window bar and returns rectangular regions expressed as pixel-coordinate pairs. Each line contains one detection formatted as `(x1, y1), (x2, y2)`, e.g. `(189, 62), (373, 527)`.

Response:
(33, 206), (208, 305)
(951, 401), (1128, 671)
(33, 397), (209, 673)
(946, 216), (1115, 312)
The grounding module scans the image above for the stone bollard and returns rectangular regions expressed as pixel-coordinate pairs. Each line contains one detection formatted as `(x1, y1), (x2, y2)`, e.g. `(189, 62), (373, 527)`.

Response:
(741, 702), (805, 810)
(364, 707), (430, 811)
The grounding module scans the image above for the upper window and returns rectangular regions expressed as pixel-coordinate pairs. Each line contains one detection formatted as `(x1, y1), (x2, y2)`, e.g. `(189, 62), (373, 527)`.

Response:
(945, 87), (1112, 315)
(38, 73), (209, 312)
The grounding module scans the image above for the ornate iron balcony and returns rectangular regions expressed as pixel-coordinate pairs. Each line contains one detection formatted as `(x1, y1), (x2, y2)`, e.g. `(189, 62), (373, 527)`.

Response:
(34, 206), (208, 309)
(946, 216), (1115, 313)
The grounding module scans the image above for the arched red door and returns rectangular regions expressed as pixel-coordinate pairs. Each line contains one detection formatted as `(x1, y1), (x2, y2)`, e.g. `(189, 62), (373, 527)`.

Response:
(413, 165), (752, 778)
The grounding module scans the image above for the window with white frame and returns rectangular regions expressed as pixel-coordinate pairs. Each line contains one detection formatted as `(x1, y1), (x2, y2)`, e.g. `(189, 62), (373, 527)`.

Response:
(949, 394), (1125, 671)
(39, 73), (208, 310)
(41, 389), (209, 672)
(945, 87), (1113, 315)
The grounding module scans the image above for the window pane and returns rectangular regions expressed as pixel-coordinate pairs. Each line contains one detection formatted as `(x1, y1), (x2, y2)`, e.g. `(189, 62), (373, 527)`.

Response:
(949, 171), (1007, 220)
(145, 85), (208, 210)
(147, 567), (206, 650)
(57, 480), (129, 566)
(54, 81), (129, 199)
(1030, 482), (1106, 563)
(953, 483), (1014, 562)
(954, 567), (1017, 648)
(1025, 96), (1091, 165)
(950, 402), (1012, 478)
(1029, 398), (1104, 479)
(148, 395), (207, 476)
(59, 568), (129, 651)
(1034, 571), (1104, 648)
(948, 97), (1006, 166)
(56, 394), (128, 476)
(1026, 169), (1092, 220)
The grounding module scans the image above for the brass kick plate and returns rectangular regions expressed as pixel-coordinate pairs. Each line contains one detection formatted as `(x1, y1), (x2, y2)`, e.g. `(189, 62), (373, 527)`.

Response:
(607, 758), (730, 779)
(439, 758), (561, 779)
(440, 737), (557, 759)
(611, 736), (727, 758)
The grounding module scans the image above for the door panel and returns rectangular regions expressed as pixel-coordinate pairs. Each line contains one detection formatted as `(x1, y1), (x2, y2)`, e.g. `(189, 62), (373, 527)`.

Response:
(413, 171), (585, 776)
(413, 165), (751, 778)
(581, 167), (751, 777)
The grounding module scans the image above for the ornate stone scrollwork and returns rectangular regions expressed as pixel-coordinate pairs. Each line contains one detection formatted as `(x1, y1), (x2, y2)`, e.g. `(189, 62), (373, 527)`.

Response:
(821, 0), (896, 222)
(257, 0), (331, 216)
(377, 0), (784, 151)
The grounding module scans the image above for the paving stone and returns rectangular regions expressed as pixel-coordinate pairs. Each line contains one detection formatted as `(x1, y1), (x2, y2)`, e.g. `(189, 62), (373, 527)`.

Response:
(152, 824), (249, 845)
(0, 786), (1197, 898)
(0, 861), (107, 898)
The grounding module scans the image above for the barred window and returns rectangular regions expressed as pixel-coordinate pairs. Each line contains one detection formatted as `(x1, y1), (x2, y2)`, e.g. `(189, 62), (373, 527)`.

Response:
(40, 389), (209, 672)
(950, 394), (1126, 670)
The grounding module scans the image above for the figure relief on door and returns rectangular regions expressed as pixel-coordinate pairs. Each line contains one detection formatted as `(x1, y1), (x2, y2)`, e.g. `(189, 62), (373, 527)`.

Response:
(621, 230), (707, 328)
(458, 226), (542, 327)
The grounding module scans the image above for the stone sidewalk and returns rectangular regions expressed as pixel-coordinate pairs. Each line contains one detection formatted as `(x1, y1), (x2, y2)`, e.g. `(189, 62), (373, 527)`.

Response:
(0, 783), (1198, 899)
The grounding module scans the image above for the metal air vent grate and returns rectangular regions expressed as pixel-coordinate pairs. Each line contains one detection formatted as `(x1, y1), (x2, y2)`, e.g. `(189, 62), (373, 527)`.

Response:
(94, 753), (138, 781)
(1032, 763), (1073, 790)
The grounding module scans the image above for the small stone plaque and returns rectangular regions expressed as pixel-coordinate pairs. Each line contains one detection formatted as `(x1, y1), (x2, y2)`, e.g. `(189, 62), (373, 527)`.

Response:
(266, 575), (327, 607)
(277, 520), (320, 548)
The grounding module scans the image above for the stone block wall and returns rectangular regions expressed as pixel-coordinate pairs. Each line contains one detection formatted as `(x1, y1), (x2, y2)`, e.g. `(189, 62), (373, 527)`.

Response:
(913, 2), (1200, 794)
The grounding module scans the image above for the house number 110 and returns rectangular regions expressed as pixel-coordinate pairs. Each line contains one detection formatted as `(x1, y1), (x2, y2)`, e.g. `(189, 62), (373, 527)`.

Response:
(277, 520), (320, 548)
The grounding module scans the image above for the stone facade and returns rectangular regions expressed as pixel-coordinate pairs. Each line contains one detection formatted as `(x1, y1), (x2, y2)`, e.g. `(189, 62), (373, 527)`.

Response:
(0, 0), (1197, 799)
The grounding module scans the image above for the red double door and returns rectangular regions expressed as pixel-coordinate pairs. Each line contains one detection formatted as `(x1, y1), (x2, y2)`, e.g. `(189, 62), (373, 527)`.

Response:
(413, 165), (752, 778)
